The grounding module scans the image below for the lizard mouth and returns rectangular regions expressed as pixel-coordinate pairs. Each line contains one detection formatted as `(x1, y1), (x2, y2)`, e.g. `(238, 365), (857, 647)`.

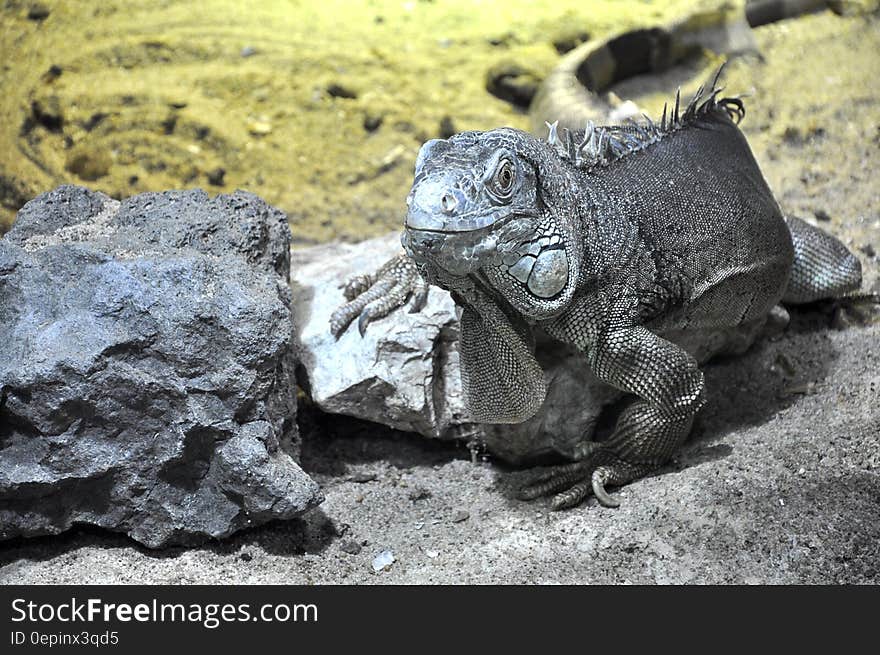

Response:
(404, 207), (517, 234)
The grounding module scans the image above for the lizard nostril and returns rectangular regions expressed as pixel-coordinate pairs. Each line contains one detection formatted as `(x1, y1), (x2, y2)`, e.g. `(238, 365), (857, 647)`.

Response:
(440, 192), (457, 214)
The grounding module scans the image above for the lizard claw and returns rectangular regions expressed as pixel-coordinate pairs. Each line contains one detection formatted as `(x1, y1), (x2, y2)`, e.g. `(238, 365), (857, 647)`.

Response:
(833, 292), (880, 327)
(330, 253), (427, 338)
(591, 468), (621, 508)
(357, 309), (372, 337)
(407, 276), (429, 314)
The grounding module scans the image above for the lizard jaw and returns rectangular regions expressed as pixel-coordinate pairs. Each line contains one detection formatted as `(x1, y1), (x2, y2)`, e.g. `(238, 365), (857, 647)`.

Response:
(402, 225), (500, 277)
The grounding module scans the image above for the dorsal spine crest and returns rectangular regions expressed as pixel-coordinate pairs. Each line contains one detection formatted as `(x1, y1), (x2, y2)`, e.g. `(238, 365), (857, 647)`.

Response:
(546, 67), (745, 171)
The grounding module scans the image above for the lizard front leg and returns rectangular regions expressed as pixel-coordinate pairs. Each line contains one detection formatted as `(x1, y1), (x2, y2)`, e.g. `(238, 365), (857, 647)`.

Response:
(521, 297), (705, 509)
(329, 252), (428, 338)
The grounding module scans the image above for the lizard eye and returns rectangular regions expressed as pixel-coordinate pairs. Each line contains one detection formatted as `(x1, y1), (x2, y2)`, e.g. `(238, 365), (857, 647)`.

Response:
(489, 158), (517, 201)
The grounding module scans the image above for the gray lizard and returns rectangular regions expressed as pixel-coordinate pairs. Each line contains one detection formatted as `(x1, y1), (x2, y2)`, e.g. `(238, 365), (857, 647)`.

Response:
(330, 73), (870, 509)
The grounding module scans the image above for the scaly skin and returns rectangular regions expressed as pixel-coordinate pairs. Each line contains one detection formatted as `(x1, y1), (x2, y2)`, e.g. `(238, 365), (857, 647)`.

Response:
(332, 81), (868, 509)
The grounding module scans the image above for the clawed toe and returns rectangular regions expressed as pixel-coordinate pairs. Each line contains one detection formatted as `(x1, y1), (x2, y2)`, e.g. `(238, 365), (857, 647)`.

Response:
(551, 481), (592, 510)
(341, 274), (373, 301)
(518, 461), (591, 500)
(518, 457), (645, 510)
(407, 280), (429, 314)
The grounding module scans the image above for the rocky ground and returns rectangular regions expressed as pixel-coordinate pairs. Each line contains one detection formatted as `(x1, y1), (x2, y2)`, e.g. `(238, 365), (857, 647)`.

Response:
(1, 3), (879, 583)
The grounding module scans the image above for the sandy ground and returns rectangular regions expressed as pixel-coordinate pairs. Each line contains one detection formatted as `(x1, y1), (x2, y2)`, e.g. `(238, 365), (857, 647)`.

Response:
(1, 5), (879, 583)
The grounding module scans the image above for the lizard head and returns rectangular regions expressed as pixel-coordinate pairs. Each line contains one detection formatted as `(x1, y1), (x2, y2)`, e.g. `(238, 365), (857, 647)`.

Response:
(402, 128), (582, 321)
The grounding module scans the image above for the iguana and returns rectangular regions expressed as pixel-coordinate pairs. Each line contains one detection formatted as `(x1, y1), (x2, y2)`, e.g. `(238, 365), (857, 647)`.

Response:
(329, 64), (874, 509)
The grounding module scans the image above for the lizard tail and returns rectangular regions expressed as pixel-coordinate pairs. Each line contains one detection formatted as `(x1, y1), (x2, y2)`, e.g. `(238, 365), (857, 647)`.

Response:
(782, 215), (863, 304)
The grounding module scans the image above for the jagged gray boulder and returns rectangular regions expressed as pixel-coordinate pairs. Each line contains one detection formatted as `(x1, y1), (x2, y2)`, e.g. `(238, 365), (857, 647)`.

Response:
(0, 185), (322, 548)
(291, 232), (621, 463)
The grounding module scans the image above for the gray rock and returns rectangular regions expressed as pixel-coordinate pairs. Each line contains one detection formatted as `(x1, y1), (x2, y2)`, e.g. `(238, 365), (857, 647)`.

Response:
(291, 232), (620, 463)
(0, 185), (322, 548)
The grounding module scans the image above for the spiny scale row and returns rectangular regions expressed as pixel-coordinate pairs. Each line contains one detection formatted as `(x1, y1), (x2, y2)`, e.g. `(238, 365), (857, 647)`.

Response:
(547, 69), (745, 170)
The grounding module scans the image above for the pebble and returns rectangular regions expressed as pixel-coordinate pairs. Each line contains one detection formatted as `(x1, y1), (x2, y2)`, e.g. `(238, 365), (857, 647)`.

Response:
(372, 550), (395, 572)
(27, 3), (50, 21)
(774, 353), (797, 377)
(363, 113), (383, 133)
(408, 487), (431, 501)
(206, 167), (226, 186)
(451, 510), (470, 523)
(247, 120), (272, 136)
(326, 82), (358, 99)
(340, 540), (362, 555)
